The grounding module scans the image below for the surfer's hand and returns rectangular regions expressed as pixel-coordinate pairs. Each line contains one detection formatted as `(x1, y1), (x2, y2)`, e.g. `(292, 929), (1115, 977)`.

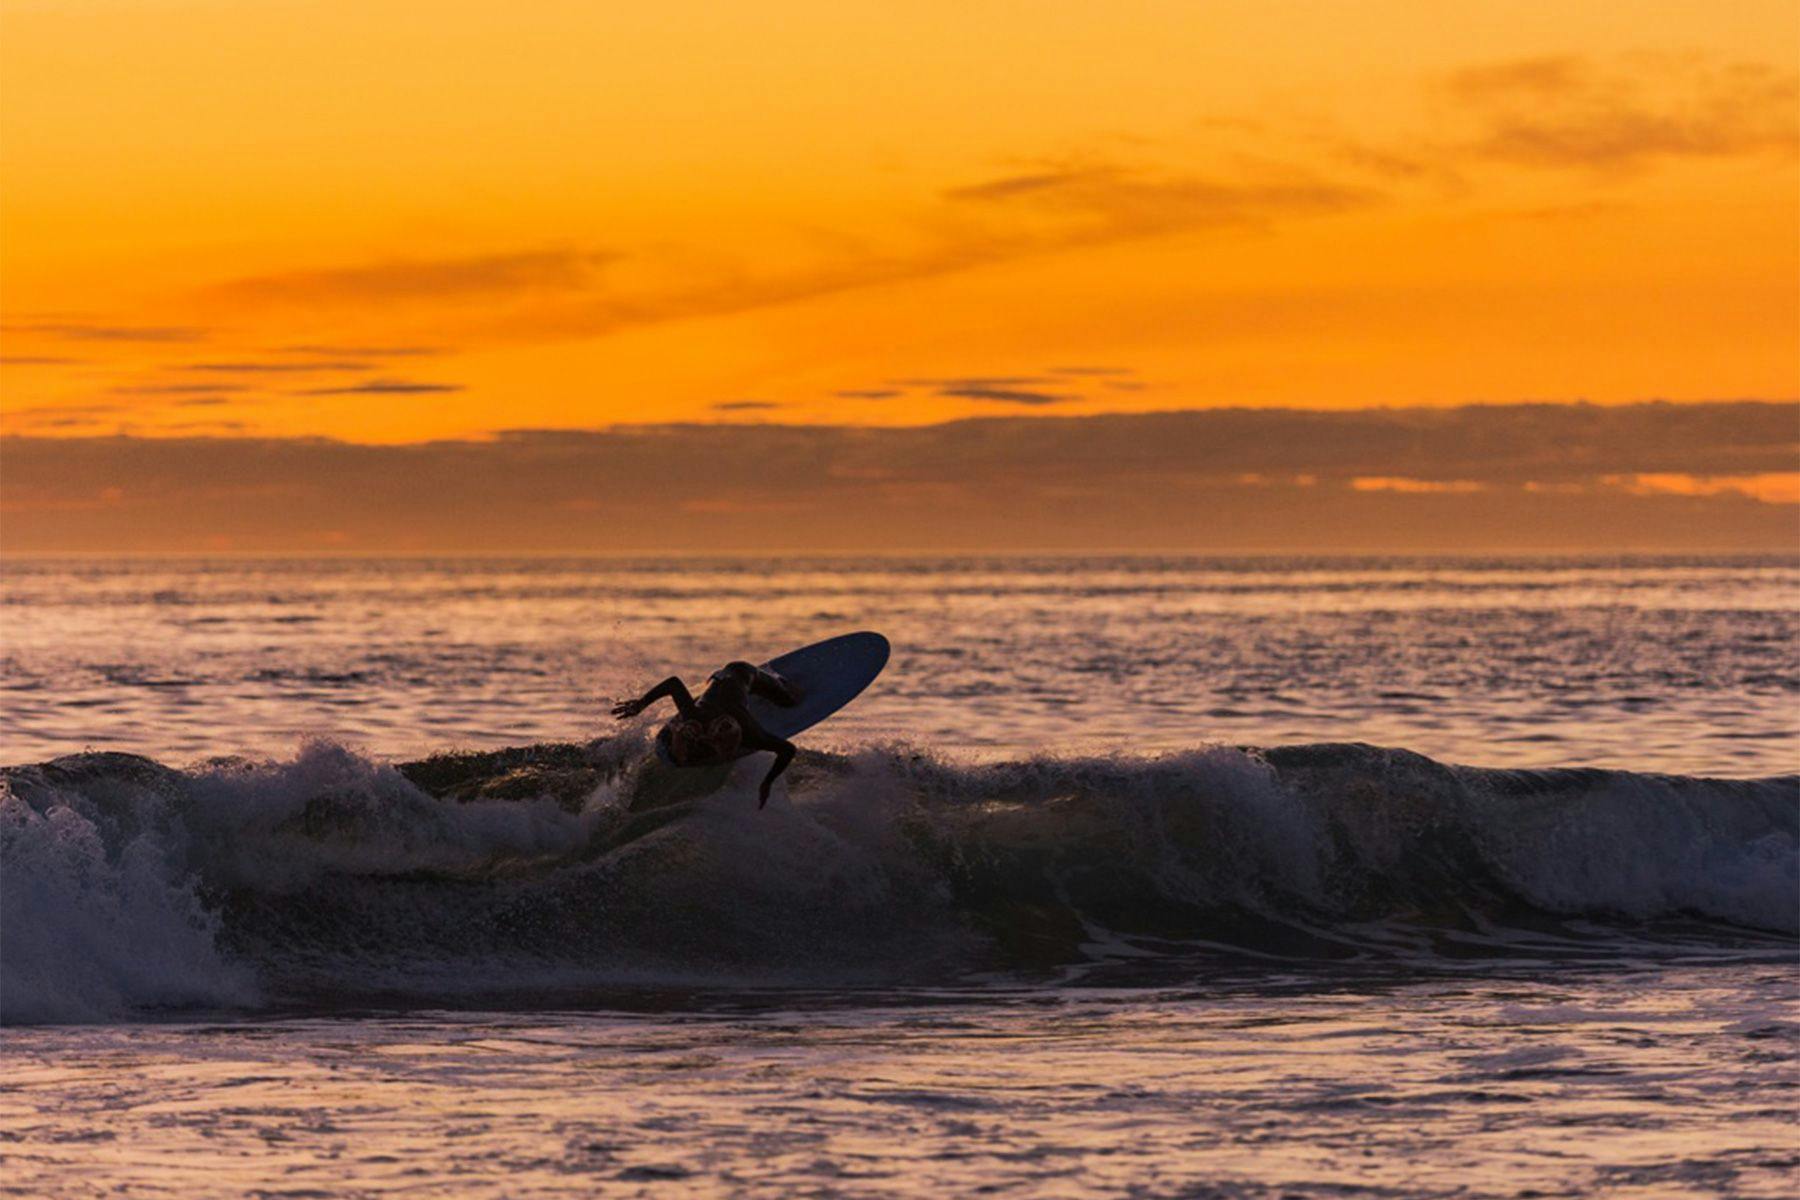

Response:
(611, 698), (644, 719)
(758, 779), (773, 808)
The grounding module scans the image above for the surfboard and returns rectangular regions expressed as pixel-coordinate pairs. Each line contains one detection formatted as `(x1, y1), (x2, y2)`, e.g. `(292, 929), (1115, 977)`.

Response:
(654, 631), (889, 765)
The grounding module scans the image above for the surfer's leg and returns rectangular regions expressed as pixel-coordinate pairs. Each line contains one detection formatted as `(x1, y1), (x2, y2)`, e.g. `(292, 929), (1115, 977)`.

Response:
(738, 725), (796, 808)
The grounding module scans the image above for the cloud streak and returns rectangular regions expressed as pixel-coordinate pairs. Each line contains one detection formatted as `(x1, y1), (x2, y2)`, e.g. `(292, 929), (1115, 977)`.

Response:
(298, 378), (465, 396)
(276, 344), (442, 357)
(182, 361), (374, 374)
(190, 158), (1381, 351)
(942, 164), (1377, 237)
(113, 383), (243, 395)
(849, 365), (1151, 409)
(79, 49), (1794, 375)
(207, 250), (619, 307)
(1445, 54), (1800, 170)
(1, 321), (208, 343)
(935, 387), (1075, 406)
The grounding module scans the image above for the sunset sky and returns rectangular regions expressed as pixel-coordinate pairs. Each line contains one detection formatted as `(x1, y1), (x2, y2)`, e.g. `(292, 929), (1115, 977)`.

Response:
(1, 1), (1795, 550)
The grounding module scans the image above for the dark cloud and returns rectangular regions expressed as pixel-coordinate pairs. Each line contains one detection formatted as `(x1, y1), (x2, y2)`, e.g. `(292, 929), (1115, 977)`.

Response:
(943, 169), (1097, 201)
(936, 387), (1077, 406)
(182, 361), (373, 374)
(8, 403), (128, 417)
(298, 378), (465, 396)
(209, 249), (618, 305)
(1447, 56), (1588, 101)
(712, 400), (780, 412)
(1445, 55), (1799, 170)
(113, 383), (240, 395)
(893, 376), (1053, 388)
(161, 420), (249, 432)
(834, 390), (902, 400)
(276, 344), (442, 357)
(174, 398), (233, 408)
(1503, 200), (1631, 222)
(3, 402), (1790, 553)
(943, 164), (1380, 237)
(882, 374), (1085, 405)
(0, 321), (208, 343)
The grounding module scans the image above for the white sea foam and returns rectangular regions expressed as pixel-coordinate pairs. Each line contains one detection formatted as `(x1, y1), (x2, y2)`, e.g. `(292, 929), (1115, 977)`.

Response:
(4, 735), (1791, 1023)
(0, 780), (255, 1022)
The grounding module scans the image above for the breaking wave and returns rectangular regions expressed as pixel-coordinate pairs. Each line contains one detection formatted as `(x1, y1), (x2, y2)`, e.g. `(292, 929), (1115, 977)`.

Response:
(3, 735), (1794, 1022)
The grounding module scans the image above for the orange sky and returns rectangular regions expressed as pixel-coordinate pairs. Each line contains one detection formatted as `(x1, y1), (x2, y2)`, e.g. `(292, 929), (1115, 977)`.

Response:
(1, 1), (1796, 442)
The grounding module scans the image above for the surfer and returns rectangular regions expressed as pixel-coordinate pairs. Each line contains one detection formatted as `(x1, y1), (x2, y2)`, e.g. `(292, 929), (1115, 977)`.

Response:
(611, 661), (802, 807)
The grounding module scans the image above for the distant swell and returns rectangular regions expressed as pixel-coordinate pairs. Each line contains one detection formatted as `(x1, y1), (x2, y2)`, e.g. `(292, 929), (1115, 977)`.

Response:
(2, 736), (1794, 1023)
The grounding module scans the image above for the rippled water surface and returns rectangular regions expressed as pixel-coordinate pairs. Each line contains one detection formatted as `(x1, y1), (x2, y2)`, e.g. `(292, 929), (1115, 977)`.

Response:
(5, 969), (1796, 1199)
(3, 556), (1795, 1198)
(4, 555), (1796, 772)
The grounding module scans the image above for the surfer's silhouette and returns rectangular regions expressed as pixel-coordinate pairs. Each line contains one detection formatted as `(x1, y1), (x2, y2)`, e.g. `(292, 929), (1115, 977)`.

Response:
(612, 661), (802, 807)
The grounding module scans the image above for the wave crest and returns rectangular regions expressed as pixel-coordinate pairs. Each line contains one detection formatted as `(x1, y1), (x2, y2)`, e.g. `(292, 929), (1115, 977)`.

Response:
(3, 737), (1793, 1022)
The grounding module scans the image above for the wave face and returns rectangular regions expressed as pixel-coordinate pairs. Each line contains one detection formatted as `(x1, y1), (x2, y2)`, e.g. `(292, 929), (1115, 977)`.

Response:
(3, 737), (1794, 1022)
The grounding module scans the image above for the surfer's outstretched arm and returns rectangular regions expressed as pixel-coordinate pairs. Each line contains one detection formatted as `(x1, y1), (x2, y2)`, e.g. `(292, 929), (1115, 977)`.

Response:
(611, 676), (697, 720)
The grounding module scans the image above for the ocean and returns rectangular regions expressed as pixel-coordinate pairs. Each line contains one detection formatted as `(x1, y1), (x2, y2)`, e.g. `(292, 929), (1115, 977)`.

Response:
(2, 555), (1796, 1197)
